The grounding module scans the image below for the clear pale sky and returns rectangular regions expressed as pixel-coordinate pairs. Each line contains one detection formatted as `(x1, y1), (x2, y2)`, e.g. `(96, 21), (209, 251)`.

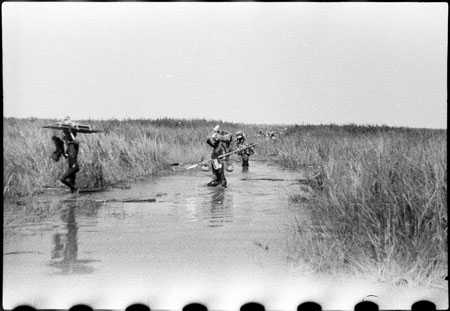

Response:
(2, 2), (448, 128)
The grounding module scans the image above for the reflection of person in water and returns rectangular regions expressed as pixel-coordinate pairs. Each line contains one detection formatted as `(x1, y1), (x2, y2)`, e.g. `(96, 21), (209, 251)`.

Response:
(50, 204), (95, 274)
(210, 188), (226, 208)
(51, 205), (78, 273)
(208, 188), (234, 227)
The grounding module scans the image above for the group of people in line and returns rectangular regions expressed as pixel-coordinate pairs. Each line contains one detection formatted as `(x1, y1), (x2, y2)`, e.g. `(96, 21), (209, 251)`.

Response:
(204, 125), (255, 187)
(51, 119), (255, 193)
(257, 128), (287, 140)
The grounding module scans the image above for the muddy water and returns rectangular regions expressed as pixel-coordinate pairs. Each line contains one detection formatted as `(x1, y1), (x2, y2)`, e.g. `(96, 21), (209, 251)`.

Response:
(3, 162), (448, 310)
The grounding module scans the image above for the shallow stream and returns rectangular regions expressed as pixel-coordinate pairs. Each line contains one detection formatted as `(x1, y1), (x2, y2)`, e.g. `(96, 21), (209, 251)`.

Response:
(3, 162), (447, 310)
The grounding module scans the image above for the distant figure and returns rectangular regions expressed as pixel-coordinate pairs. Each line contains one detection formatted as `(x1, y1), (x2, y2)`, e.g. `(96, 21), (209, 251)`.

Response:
(206, 125), (232, 187)
(266, 130), (277, 140)
(235, 131), (255, 167)
(59, 129), (80, 193)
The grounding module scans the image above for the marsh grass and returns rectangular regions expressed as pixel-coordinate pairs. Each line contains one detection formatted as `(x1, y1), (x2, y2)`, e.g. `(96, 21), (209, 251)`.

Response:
(277, 125), (447, 287)
(3, 117), (273, 197)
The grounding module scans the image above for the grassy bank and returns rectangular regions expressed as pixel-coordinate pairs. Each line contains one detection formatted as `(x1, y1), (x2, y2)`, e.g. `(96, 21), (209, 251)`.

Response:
(274, 124), (447, 287)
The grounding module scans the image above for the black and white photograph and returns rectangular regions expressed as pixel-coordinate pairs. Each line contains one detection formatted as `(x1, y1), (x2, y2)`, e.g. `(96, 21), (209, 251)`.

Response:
(3, 2), (448, 310)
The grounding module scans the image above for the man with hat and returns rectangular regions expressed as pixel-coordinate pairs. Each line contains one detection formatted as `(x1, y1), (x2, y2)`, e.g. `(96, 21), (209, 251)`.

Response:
(206, 125), (232, 187)
(235, 131), (255, 167)
(59, 129), (80, 193)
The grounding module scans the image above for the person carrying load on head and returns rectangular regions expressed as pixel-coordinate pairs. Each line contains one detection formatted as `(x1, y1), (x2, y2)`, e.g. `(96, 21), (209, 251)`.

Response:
(52, 128), (80, 194)
(44, 116), (104, 194)
(206, 125), (232, 187)
(235, 131), (255, 167)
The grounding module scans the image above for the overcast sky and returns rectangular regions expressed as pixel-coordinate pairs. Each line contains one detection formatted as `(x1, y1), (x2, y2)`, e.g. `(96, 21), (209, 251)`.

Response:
(2, 2), (448, 128)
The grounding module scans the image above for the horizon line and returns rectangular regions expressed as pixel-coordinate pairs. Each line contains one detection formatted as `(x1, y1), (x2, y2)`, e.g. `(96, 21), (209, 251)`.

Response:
(3, 115), (447, 131)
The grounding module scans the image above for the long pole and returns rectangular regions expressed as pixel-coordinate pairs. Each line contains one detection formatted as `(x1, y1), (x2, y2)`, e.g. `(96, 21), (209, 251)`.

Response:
(186, 143), (257, 170)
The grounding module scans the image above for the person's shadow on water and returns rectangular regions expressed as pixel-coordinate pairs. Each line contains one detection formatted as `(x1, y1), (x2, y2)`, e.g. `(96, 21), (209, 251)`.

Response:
(49, 203), (99, 275)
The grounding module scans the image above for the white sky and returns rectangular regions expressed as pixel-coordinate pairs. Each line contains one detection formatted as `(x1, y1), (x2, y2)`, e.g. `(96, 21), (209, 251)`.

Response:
(2, 2), (448, 128)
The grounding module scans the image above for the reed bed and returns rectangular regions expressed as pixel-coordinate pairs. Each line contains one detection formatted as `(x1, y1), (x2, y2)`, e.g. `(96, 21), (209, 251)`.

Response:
(272, 125), (447, 287)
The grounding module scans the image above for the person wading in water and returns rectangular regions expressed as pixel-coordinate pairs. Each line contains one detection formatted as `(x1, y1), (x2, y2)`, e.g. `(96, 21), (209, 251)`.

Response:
(235, 131), (255, 167)
(206, 125), (232, 187)
(58, 129), (80, 193)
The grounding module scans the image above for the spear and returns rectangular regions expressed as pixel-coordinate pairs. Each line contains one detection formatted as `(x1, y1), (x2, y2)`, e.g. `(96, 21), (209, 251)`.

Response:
(181, 143), (257, 170)
(169, 161), (199, 167)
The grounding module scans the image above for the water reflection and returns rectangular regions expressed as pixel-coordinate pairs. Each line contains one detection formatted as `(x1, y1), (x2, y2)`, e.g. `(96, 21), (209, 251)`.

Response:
(49, 202), (100, 275)
(207, 187), (234, 228)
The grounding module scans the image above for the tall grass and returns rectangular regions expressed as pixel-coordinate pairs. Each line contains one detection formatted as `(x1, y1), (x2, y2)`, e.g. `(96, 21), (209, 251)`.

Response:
(272, 125), (447, 287)
(3, 117), (274, 197)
